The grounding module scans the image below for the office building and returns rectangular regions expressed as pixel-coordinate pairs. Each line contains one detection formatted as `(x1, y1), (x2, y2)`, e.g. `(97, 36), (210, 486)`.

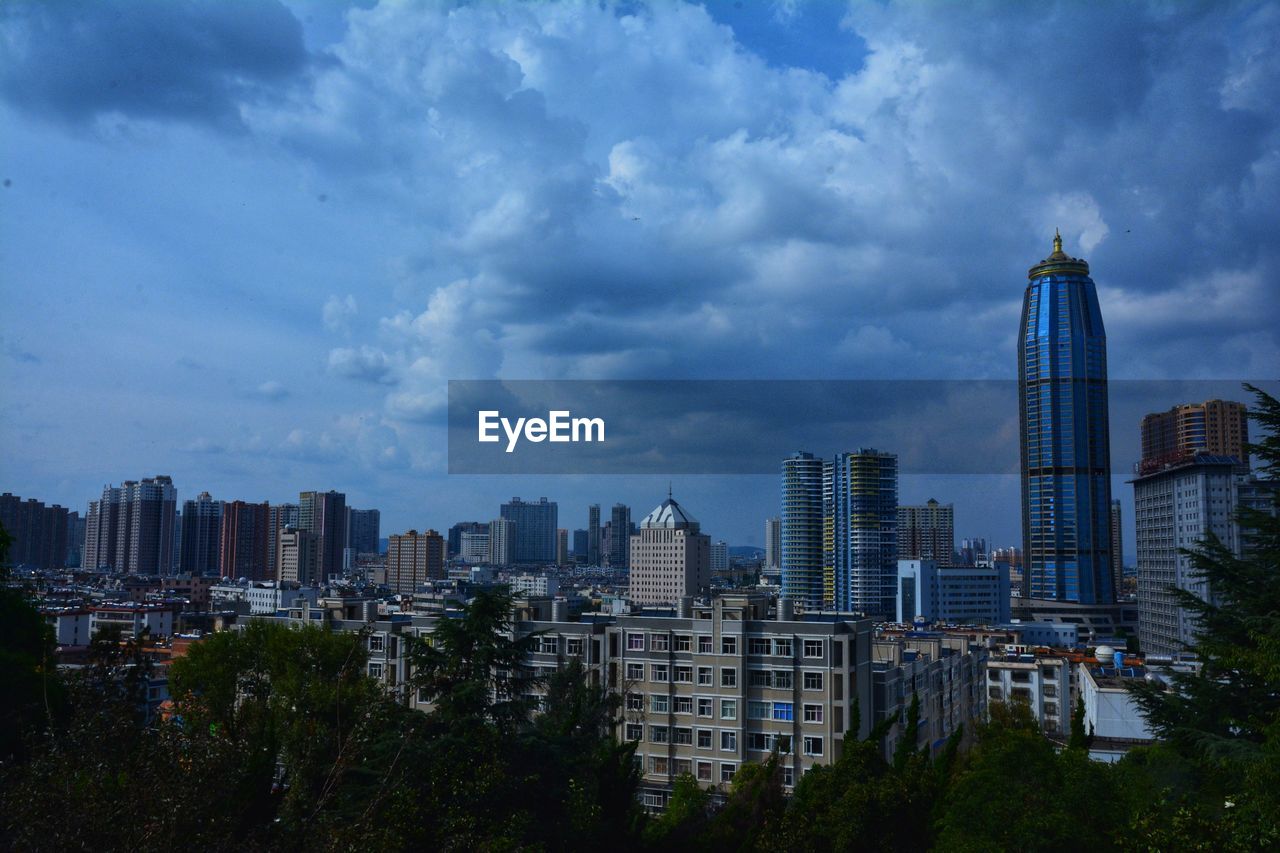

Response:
(607, 503), (633, 569)
(0, 492), (69, 570)
(897, 499), (954, 565)
(831, 449), (898, 619)
(219, 500), (272, 581)
(299, 490), (346, 580)
(386, 529), (445, 594)
(572, 529), (588, 560)
(179, 491), (223, 576)
(588, 504), (601, 565)
(764, 517), (781, 573)
(781, 452), (828, 609)
(710, 540), (729, 574)
(501, 497), (558, 563)
(1018, 232), (1114, 604)
(346, 508), (381, 556)
(627, 492), (710, 606)
(895, 559), (1011, 624)
(488, 518), (518, 566)
(1134, 453), (1250, 655)
(1140, 399), (1249, 475)
(277, 527), (320, 585)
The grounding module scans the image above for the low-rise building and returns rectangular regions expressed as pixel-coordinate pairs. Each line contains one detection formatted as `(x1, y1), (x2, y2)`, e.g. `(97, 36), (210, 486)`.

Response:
(1078, 660), (1159, 762)
(985, 652), (1070, 736)
(89, 603), (177, 640)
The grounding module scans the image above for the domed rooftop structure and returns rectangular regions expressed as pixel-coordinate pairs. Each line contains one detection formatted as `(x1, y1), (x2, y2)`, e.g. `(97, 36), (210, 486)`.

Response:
(640, 489), (700, 532)
(1028, 229), (1090, 279)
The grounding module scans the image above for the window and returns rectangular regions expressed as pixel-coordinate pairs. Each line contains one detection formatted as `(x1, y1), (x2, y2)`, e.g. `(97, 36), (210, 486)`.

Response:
(697, 761), (712, 781)
(720, 731), (737, 752)
(674, 696), (693, 714)
(651, 725), (669, 744)
(651, 695), (669, 714)
(566, 638), (583, 656)
(697, 698), (713, 717)
(748, 700), (771, 720)
(783, 766), (794, 787)
(803, 704), (823, 723)
(721, 763), (737, 783)
(369, 634), (385, 652)
(368, 662), (383, 678)
(674, 665), (693, 684)
(803, 672), (824, 691)
(749, 669), (771, 688)
(675, 634), (692, 651)
(720, 699), (737, 720)
(697, 729), (713, 749)
(642, 791), (665, 808)
(698, 635), (713, 653)
(627, 633), (645, 651)
(651, 634), (669, 652)
(772, 670), (793, 690)
(537, 636), (558, 654)
(721, 667), (737, 688)
(803, 736), (824, 756)
(649, 756), (668, 775)
(747, 732), (770, 751)
(673, 727), (693, 745)
(749, 638), (771, 655)
(626, 663), (644, 680)
(772, 701), (794, 721)
(697, 666), (713, 686)
(625, 723), (643, 741)
(673, 758), (691, 776)
(803, 639), (823, 658)
(651, 664), (669, 683)
(626, 692), (643, 711)
(773, 638), (793, 657)
(722, 636), (738, 655)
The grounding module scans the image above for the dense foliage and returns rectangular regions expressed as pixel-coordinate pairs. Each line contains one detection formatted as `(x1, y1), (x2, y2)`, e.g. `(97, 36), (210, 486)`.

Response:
(1, 386), (1277, 850)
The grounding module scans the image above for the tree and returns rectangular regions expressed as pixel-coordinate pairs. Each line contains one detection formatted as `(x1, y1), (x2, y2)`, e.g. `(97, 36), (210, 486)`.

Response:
(1068, 694), (1093, 752)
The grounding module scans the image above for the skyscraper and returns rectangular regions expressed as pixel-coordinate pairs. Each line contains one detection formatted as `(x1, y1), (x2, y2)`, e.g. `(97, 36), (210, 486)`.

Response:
(84, 476), (177, 575)
(1139, 399), (1249, 474)
(0, 492), (69, 570)
(1109, 499), (1124, 598)
(587, 504), (601, 565)
(1018, 232), (1114, 604)
(557, 528), (569, 565)
(710, 540), (729, 573)
(219, 500), (272, 581)
(277, 527), (319, 585)
(500, 497), (558, 563)
(488, 518), (518, 566)
(346, 507), (381, 556)
(572, 528), (588, 560)
(781, 451), (828, 609)
(607, 503), (632, 569)
(897, 499), (954, 565)
(299, 490), (346, 580)
(830, 449), (898, 619)
(179, 491), (223, 576)
(628, 491), (710, 605)
(764, 517), (781, 573)
(267, 502), (299, 579)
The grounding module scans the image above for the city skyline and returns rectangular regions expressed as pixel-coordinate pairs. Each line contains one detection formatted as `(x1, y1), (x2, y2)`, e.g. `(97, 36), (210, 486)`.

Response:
(3, 1), (1278, 550)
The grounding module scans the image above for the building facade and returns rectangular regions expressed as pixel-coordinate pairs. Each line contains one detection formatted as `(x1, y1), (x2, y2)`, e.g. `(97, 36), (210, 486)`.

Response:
(764, 517), (781, 573)
(781, 452), (829, 609)
(896, 559), (1011, 625)
(386, 529), (446, 594)
(627, 494), (710, 606)
(1140, 399), (1249, 475)
(830, 449), (898, 619)
(0, 492), (70, 570)
(299, 491), (347, 580)
(488, 518), (518, 566)
(179, 491), (223, 576)
(897, 499), (954, 566)
(278, 528), (320, 586)
(219, 500), (273, 581)
(347, 507), (382, 556)
(501, 497), (558, 563)
(1018, 233), (1114, 604)
(588, 504), (601, 566)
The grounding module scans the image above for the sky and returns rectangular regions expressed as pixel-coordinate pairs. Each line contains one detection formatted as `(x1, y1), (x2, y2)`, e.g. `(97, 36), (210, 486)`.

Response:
(1, 0), (1277, 554)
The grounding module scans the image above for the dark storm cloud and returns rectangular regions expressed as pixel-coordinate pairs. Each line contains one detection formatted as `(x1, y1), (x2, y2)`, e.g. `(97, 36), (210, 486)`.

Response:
(0, 0), (310, 126)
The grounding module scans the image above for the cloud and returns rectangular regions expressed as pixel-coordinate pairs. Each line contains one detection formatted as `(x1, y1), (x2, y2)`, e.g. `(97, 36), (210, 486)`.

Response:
(0, 0), (309, 127)
(255, 380), (289, 401)
(323, 294), (358, 334)
(327, 345), (396, 384)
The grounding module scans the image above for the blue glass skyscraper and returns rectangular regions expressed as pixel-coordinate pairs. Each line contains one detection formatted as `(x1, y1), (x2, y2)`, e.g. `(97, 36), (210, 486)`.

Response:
(1018, 232), (1114, 604)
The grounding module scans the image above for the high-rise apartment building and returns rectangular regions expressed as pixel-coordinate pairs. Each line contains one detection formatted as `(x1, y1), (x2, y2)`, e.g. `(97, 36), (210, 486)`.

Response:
(500, 497), (558, 563)
(266, 503), (299, 579)
(459, 530), (490, 563)
(277, 527), (320, 585)
(781, 452), (828, 609)
(764, 517), (781, 573)
(219, 500), (272, 581)
(488, 518), (518, 566)
(386, 529), (445, 594)
(179, 491), (223, 576)
(299, 490), (346, 580)
(0, 492), (70, 570)
(1018, 233), (1113, 604)
(1109, 499), (1124, 598)
(346, 507), (381, 556)
(710, 540), (729, 574)
(897, 499), (954, 565)
(447, 522), (486, 558)
(628, 493), (710, 606)
(608, 503), (633, 569)
(830, 449), (898, 619)
(573, 529), (588, 560)
(1133, 454), (1248, 654)
(84, 476), (177, 575)
(1140, 399), (1249, 475)
(588, 504), (601, 566)
(556, 528), (569, 565)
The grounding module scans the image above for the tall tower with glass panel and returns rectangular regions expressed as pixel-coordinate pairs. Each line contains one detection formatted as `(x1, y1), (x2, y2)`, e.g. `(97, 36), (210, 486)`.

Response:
(1018, 232), (1114, 604)
(781, 452), (829, 609)
(830, 449), (898, 618)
